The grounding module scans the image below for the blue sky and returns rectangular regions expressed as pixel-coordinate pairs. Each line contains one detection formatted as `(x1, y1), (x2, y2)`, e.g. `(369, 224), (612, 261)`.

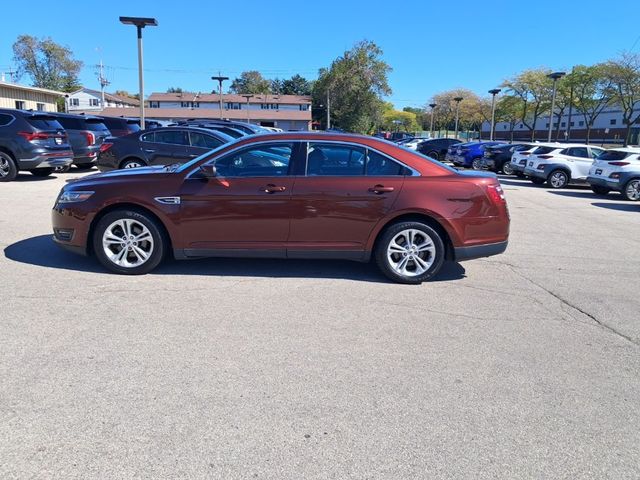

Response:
(1, 0), (638, 109)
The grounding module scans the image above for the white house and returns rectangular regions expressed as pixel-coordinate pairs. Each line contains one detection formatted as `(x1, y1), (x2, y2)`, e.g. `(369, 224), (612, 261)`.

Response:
(67, 87), (139, 112)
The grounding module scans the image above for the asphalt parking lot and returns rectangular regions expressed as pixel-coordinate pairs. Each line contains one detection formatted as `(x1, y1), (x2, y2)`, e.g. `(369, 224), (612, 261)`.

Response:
(1, 171), (639, 479)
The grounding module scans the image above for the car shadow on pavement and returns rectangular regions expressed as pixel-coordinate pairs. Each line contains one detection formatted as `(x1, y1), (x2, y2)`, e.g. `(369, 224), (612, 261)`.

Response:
(14, 173), (58, 182)
(4, 235), (467, 283)
(548, 190), (620, 199)
(591, 202), (639, 212)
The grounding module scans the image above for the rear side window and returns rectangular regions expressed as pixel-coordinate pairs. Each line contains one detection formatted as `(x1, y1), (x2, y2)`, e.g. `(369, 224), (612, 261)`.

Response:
(26, 116), (63, 130)
(190, 132), (223, 149)
(306, 143), (365, 176)
(597, 150), (632, 161)
(56, 117), (85, 130)
(154, 130), (189, 145)
(0, 114), (13, 127)
(366, 150), (406, 176)
(85, 120), (109, 132)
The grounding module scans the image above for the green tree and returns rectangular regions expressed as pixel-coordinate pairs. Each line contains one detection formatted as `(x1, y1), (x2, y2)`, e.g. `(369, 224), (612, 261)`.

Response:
(382, 105), (419, 132)
(428, 89), (483, 137)
(495, 95), (526, 142)
(602, 54), (640, 146)
(403, 107), (428, 130)
(271, 74), (312, 95)
(313, 40), (392, 133)
(115, 90), (140, 100)
(502, 69), (554, 141)
(229, 70), (272, 94)
(12, 35), (83, 92)
(166, 86), (183, 93)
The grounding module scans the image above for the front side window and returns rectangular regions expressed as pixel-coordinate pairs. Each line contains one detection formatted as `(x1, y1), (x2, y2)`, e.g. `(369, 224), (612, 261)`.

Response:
(565, 147), (589, 158)
(306, 143), (365, 176)
(141, 132), (155, 142)
(213, 143), (293, 177)
(190, 132), (223, 149)
(154, 130), (189, 145)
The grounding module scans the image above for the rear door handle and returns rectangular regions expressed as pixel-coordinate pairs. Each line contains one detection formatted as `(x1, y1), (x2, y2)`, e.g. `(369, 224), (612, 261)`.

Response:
(262, 184), (286, 193)
(144, 149), (155, 153)
(368, 185), (394, 194)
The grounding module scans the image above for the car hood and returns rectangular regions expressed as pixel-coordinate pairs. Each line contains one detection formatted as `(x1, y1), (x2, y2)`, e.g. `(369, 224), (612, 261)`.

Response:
(65, 166), (170, 186)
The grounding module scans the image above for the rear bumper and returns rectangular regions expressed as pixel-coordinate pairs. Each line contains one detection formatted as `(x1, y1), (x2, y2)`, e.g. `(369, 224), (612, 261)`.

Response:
(523, 167), (547, 180)
(19, 153), (74, 170)
(587, 176), (620, 190)
(454, 240), (508, 261)
(73, 153), (98, 166)
(511, 163), (526, 173)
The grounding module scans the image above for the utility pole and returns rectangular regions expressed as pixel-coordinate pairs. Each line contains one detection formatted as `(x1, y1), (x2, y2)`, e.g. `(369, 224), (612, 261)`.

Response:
(96, 59), (110, 109)
(211, 74), (229, 119)
(242, 94), (254, 124)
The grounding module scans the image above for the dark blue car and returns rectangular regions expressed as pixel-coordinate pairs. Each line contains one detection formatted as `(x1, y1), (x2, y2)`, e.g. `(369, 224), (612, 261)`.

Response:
(450, 141), (504, 169)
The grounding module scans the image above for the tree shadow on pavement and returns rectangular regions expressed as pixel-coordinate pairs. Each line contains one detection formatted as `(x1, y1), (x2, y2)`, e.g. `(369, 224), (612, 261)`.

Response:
(4, 235), (467, 283)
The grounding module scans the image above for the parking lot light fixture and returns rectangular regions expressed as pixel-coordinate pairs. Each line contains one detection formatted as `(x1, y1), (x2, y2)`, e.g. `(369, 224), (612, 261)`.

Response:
(547, 72), (566, 142)
(211, 75), (229, 119)
(241, 94), (254, 124)
(453, 97), (463, 139)
(429, 103), (437, 138)
(119, 16), (158, 130)
(488, 88), (501, 141)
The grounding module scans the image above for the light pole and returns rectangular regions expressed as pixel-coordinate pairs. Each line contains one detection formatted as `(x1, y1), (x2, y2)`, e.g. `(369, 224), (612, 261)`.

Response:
(566, 67), (575, 141)
(211, 75), (229, 119)
(242, 94), (254, 124)
(119, 16), (157, 130)
(326, 90), (331, 130)
(453, 96), (463, 139)
(547, 71), (566, 142)
(488, 88), (501, 141)
(429, 103), (437, 138)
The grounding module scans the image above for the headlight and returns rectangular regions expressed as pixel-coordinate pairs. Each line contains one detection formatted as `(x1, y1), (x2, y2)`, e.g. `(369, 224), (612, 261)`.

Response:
(57, 190), (95, 204)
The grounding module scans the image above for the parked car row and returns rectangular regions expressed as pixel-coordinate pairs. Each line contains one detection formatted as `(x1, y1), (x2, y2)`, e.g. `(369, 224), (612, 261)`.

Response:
(444, 137), (640, 202)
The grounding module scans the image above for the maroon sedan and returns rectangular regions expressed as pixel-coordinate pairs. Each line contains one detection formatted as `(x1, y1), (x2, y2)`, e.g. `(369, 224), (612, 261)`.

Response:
(52, 132), (509, 284)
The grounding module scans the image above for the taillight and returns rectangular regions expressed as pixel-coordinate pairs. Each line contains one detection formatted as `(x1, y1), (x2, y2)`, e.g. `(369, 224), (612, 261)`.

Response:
(99, 142), (113, 153)
(486, 184), (506, 204)
(608, 161), (629, 166)
(84, 131), (95, 146)
(18, 131), (50, 141)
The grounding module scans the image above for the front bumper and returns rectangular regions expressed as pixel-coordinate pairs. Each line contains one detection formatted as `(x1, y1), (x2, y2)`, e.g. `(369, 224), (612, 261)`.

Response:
(51, 205), (92, 256)
(454, 240), (508, 261)
(587, 176), (620, 191)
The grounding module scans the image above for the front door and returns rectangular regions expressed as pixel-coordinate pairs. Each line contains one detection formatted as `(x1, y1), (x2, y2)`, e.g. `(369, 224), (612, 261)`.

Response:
(178, 141), (298, 255)
(288, 142), (405, 256)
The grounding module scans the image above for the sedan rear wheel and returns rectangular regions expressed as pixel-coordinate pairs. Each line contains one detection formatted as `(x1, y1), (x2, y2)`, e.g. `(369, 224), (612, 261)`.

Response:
(375, 222), (445, 284)
(471, 158), (483, 170)
(623, 179), (640, 201)
(93, 209), (165, 274)
(121, 158), (145, 169)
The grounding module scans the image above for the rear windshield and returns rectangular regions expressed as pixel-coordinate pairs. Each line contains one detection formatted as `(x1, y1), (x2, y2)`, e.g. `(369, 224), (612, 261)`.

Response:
(85, 119), (109, 131)
(597, 150), (633, 161)
(26, 116), (63, 130)
(55, 117), (87, 130)
(533, 146), (556, 155)
(126, 121), (141, 132)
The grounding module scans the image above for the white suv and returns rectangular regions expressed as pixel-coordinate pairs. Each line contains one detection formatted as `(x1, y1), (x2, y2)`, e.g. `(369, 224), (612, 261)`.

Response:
(509, 143), (556, 177)
(586, 147), (640, 200)
(523, 144), (604, 188)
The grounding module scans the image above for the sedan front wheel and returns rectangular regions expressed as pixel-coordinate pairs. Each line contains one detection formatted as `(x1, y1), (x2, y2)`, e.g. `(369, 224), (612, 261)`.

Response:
(375, 222), (445, 284)
(93, 209), (166, 274)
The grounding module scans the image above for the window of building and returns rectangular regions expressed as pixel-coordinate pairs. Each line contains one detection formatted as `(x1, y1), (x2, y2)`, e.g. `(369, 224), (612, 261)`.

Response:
(36, 103), (45, 111)
(180, 101), (200, 108)
(69, 98), (79, 106)
(610, 119), (617, 125)
(570, 122), (574, 127)
(149, 101), (159, 108)
(519, 124), (523, 129)
(578, 121), (584, 127)
(306, 143), (365, 176)
(15, 100), (25, 109)
(299, 104), (310, 111)
(561, 122), (566, 127)
(90, 98), (100, 106)
(225, 102), (241, 110)
(261, 103), (279, 110)
(545, 123), (549, 128)
(503, 125), (507, 130)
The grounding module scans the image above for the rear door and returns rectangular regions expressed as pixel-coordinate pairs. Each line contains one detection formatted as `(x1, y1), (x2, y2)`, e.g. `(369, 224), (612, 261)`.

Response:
(287, 142), (405, 256)
(142, 129), (189, 165)
(564, 147), (591, 178)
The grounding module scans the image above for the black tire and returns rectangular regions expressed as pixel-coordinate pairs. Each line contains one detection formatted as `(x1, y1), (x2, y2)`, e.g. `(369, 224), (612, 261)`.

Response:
(120, 158), (146, 169)
(426, 151), (440, 161)
(471, 158), (483, 170)
(30, 168), (54, 177)
(622, 178), (640, 201)
(502, 162), (514, 175)
(547, 169), (569, 189)
(590, 185), (610, 196)
(375, 221), (445, 284)
(74, 164), (94, 171)
(0, 151), (18, 182)
(92, 209), (166, 275)
(531, 177), (546, 185)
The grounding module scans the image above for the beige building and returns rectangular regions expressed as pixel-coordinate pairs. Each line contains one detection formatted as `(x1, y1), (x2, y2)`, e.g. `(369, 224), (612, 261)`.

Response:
(0, 80), (64, 112)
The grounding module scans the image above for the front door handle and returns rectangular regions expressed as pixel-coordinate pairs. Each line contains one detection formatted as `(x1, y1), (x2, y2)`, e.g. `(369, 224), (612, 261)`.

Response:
(144, 149), (155, 153)
(368, 185), (394, 194)
(262, 184), (286, 194)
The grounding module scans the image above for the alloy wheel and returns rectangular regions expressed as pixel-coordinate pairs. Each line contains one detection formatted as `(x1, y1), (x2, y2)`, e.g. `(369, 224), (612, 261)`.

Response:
(549, 171), (568, 188)
(0, 158), (9, 178)
(386, 228), (436, 278)
(472, 158), (482, 170)
(102, 219), (154, 268)
(502, 163), (514, 175)
(625, 179), (640, 201)
(123, 160), (143, 169)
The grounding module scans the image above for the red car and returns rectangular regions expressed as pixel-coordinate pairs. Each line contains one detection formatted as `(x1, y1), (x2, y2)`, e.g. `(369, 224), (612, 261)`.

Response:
(52, 132), (509, 284)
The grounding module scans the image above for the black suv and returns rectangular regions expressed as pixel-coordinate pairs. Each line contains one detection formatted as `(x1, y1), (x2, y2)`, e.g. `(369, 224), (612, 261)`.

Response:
(50, 113), (111, 171)
(95, 116), (141, 137)
(416, 138), (463, 161)
(97, 126), (234, 171)
(0, 108), (73, 182)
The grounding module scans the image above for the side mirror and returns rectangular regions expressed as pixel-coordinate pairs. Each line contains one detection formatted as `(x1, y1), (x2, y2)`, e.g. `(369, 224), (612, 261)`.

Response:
(199, 164), (217, 178)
